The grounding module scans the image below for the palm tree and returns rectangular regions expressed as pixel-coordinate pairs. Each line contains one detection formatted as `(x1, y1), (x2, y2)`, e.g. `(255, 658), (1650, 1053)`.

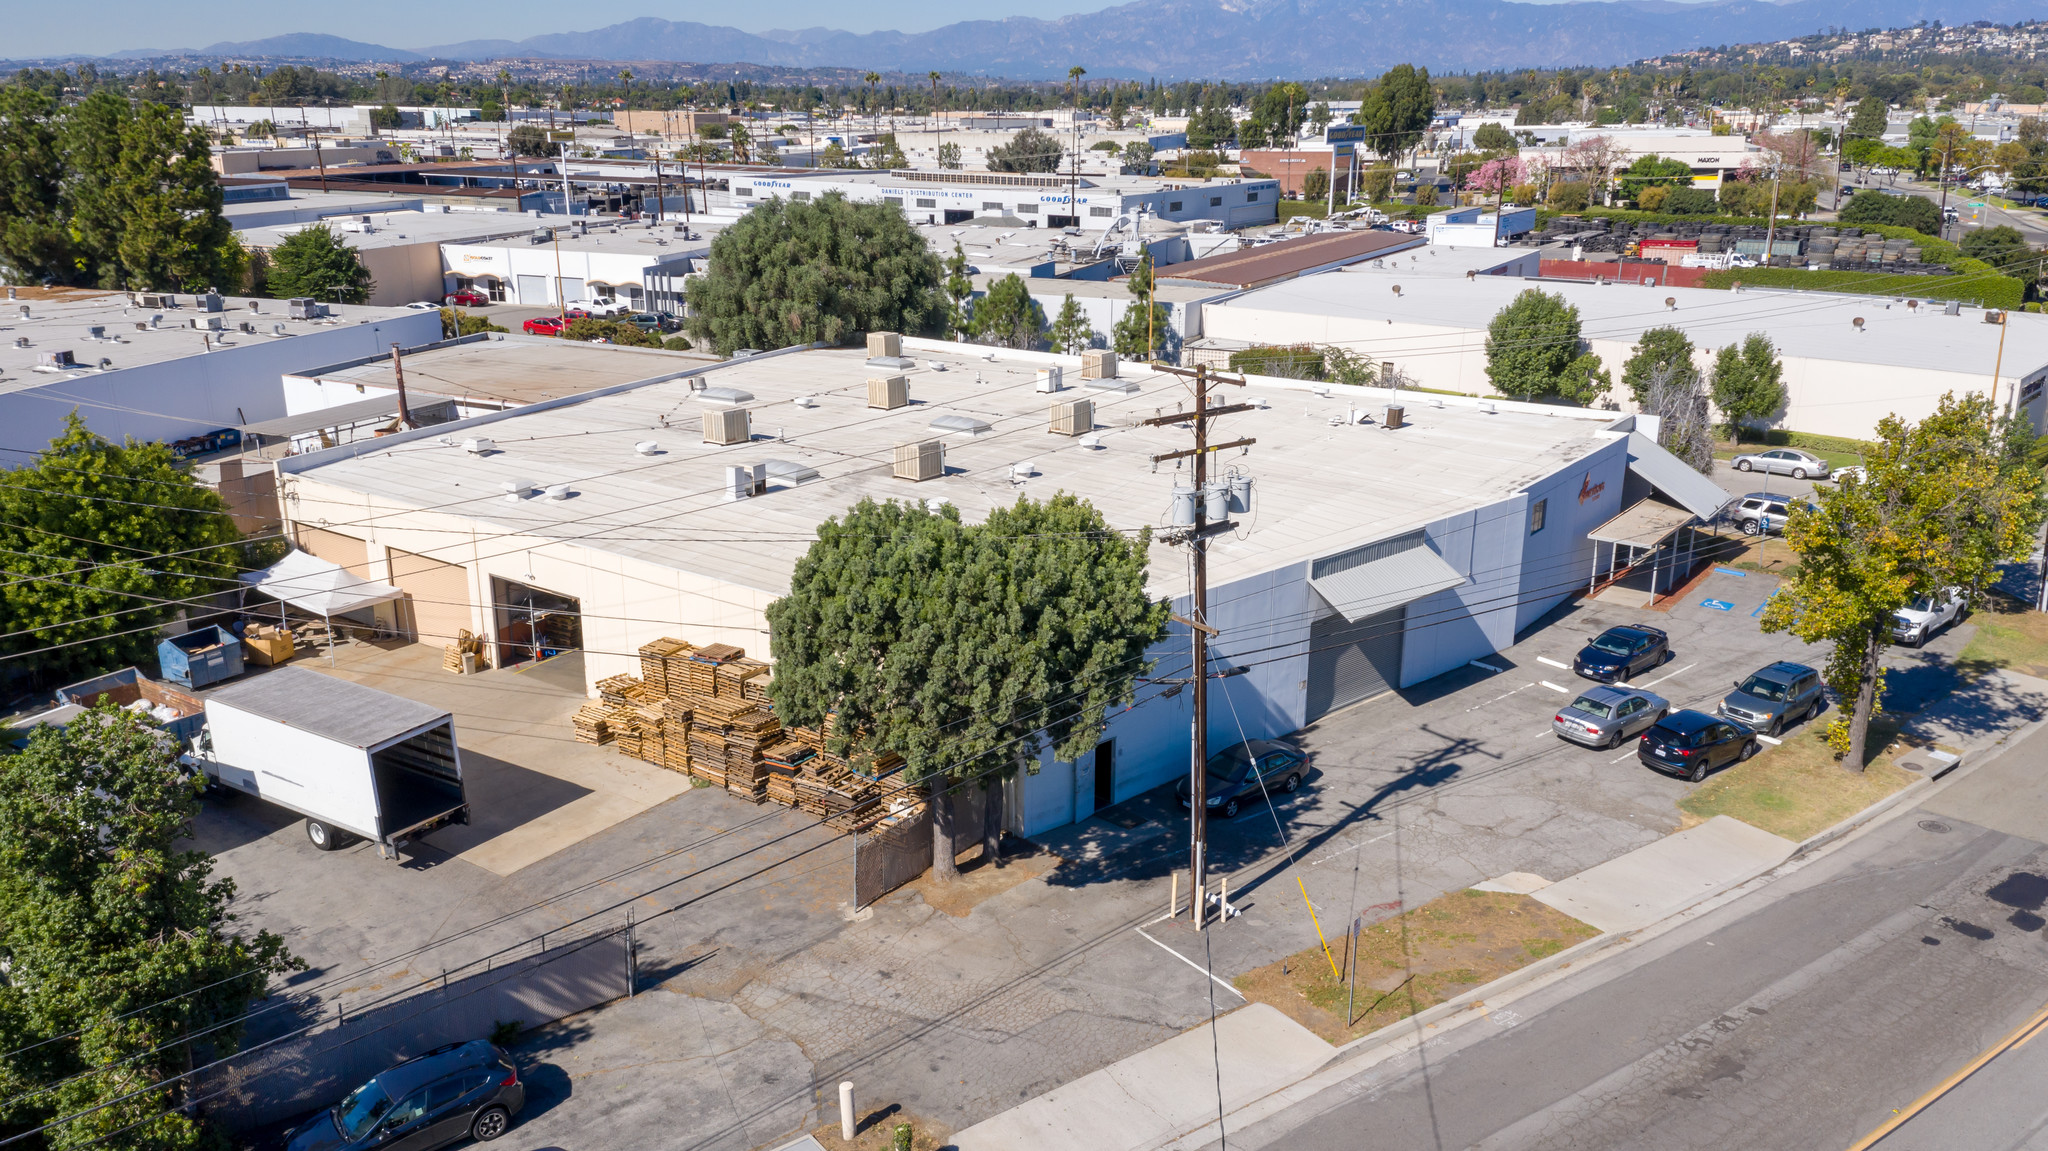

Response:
(862, 71), (883, 150)
(1067, 67), (1086, 223)
(929, 70), (942, 156)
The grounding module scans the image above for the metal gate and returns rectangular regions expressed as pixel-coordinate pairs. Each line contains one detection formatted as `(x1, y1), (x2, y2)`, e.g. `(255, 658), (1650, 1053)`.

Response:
(853, 786), (988, 907)
(1306, 605), (1404, 720)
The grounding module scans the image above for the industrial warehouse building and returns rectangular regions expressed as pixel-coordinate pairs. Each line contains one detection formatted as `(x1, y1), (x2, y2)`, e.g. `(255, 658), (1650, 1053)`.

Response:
(1197, 268), (2048, 441)
(271, 338), (1724, 836)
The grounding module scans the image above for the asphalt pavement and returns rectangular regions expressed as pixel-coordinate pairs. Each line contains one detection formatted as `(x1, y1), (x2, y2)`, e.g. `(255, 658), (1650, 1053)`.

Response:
(1215, 718), (2048, 1151)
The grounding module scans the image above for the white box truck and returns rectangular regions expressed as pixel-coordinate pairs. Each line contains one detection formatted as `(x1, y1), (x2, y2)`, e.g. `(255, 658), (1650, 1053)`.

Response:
(193, 667), (469, 857)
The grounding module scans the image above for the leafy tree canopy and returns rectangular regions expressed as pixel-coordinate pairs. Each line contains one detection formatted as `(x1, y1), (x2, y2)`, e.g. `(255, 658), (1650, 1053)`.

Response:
(0, 414), (252, 686)
(1959, 224), (2039, 280)
(969, 273), (1046, 349)
(1838, 189), (1942, 235)
(264, 223), (375, 304)
(1355, 63), (1435, 160)
(1708, 333), (1788, 439)
(986, 127), (1063, 173)
(1621, 326), (1699, 407)
(683, 191), (946, 356)
(1111, 246), (1169, 358)
(1847, 96), (1891, 140)
(766, 496), (1167, 881)
(0, 704), (299, 1150)
(1484, 288), (1599, 402)
(1471, 122), (1517, 153)
(1049, 293), (1095, 354)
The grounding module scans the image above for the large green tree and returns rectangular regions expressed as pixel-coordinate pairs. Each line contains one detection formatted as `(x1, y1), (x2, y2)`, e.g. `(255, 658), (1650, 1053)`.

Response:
(683, 191), (946, 355)
(0, 415), (248, 686)
(1847, 96), (1890, 141)
(1621, 326), (1699, 407)
(767, 497), (1167, 881)
(1960, 224), (2039, 280)
(0, 86), (70, 285)
(1471, 122), (1517, 153)
(986, 127), (1063, 173)
(1708, 334), (1788, 439)
(1484, 288), (1604, 403)
(1762, 393), (2046, 768)
(968, 274), (1045, 349)
(1048, 293), (1095, 354)
(1355, 63), (1434, 161)
(264, 223), (375, 304)
(0, 705), (299, 1151)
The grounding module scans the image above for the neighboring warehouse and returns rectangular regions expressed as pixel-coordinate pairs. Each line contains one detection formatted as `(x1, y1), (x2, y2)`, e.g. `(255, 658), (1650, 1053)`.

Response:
(1198, 272), (2048, 440)
(0, 290), (440, 457)
(273, 337), (1719, 837)
(727, 168), (1282, 231)
(439, 219), (710, 313)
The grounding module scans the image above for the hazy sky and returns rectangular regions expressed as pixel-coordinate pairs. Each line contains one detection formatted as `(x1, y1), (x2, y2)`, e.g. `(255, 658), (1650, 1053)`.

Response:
(13, 0), (1118, 58)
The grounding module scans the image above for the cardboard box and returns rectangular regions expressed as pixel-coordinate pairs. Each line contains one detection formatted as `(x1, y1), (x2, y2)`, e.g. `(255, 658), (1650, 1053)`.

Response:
(244, 630), (295, 666)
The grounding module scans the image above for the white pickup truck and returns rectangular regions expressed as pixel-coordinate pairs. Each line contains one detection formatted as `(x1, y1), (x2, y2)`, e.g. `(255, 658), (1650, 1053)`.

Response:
(190, 667), (469, 857)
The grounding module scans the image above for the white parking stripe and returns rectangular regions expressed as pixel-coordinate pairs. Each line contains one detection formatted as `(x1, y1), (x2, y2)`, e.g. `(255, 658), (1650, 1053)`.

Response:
(1537, 656), (1571, 670)
(1540, 681), (1571, 694)
(1754, 734), (1783, 746)
(1641, 662), (1697, 689)
(1610, 749), (1638, 763)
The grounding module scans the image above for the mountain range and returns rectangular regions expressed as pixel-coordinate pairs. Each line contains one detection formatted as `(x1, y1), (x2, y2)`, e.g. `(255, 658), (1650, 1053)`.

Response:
(102, 0), (2048, 79)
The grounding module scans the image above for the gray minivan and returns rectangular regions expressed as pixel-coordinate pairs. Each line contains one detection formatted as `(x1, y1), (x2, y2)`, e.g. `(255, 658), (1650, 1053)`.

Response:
(1718, 661), (1825, 736)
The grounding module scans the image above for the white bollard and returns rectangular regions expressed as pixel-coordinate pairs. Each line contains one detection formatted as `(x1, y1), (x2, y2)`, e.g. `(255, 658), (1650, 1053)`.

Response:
(839, 1081), (856, 1141)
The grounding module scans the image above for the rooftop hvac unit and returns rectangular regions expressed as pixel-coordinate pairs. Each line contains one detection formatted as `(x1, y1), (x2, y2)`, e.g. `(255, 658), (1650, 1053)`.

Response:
(1049, 398), (1093, 436)
(191, 316), (224, 331)
(868, 375), (910, 410)
(1384, 404), (1406, 429)
(1036, 367), (1064, 393)
(866, 331), (901, 358)
(703, 407), (751, 445)
(462, 437), (495, 454)
(1081, 349), (1117, 380)
(893, 439), (944, 482)
(136, 293), (172, 309)
(37, 350), (76, 370)
(287, 297), (322, 320)
(723, 465), (765, 501)
(198, 291), (223, 313)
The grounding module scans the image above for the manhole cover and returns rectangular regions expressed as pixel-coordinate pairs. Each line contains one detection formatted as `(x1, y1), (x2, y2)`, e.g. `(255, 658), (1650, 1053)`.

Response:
(1919, 820), (1953, 834)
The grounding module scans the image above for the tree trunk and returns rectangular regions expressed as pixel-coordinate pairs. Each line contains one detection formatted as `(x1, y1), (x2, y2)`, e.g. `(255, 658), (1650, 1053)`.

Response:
(1844, 633), (1883, 772)
(982, 780), (1005, 868)
(930, 785), (960, 884)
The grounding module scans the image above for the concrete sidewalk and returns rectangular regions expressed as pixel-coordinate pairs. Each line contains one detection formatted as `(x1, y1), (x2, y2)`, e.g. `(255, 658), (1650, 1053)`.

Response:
(949, 1004), (1332, 1151)
(1532, 815), (1796, 932)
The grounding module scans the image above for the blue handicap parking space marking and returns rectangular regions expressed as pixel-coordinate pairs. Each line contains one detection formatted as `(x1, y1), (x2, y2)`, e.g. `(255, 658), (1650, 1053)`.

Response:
(1752, 590), (1780, 618)
(1702, 599), (1736, 612)
(1713, 567), (1748, 578)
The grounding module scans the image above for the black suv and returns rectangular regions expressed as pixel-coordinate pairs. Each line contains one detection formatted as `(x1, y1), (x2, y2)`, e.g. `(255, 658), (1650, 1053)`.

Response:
(1638, 709), (1758, 782)
(1572, 625), (1670, 683)
(287, 1040), (524, 1151)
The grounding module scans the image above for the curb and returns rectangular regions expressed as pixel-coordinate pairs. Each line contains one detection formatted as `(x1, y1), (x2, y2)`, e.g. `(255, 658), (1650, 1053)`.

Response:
(1151, 708), (2048, 1151)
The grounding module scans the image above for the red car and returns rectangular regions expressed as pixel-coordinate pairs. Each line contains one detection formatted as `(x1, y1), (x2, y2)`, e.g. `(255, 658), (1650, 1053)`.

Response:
(561, 307), (591, 320)
(444, 290), (488, 307)
(522, 316), (566, 336)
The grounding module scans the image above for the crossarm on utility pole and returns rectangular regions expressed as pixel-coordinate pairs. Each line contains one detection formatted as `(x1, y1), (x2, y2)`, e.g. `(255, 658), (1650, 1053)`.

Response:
(1152, 438), (1255, 464)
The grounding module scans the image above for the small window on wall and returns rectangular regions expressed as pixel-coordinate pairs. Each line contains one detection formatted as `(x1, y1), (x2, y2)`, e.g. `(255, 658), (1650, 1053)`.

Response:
(1015, 203), (1039, 214)
(1246, 191), (1260, 202)
(1169, 200), (1183, 211)
(735, 186), (753, 197)
(884, 196), (902, 206)
(1529, 499), (1548, 534)
(1209, 196), (1222, 207)
(1090, 206), (1113, 217)
(791, 191), (812, 201)
(916, 197), (937, 208)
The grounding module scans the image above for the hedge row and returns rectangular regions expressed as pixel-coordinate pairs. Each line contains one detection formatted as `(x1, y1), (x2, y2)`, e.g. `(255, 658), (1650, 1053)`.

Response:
(1693, 267), (2025, 310)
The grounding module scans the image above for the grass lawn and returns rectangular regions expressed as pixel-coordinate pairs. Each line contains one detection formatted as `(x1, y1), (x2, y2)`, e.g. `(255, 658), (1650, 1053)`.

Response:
(1711, 430), (1877, 473)
(1718, 535), (1801, 579)
(1678, 719), (1917, 841)
(1232, 890), (1596, 1044)
(1958, 592), (2048, 679)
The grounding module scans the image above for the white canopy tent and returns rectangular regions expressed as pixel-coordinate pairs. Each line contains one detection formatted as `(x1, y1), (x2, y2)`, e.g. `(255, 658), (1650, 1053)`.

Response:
(239, 550), (404, 662)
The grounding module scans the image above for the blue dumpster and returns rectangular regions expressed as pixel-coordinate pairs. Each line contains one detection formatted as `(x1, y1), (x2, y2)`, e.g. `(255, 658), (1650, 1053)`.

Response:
(156, 626), (245, 689)
(55, 667), (208, 744)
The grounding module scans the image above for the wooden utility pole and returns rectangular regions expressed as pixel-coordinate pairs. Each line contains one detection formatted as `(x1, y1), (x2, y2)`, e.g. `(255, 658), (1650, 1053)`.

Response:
(389, 343), (418, 429)
(1146, 363), (1254, 926)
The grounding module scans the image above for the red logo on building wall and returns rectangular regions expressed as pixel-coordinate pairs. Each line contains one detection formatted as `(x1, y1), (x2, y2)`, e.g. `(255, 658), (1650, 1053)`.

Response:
(1578, 472), (1606, 505)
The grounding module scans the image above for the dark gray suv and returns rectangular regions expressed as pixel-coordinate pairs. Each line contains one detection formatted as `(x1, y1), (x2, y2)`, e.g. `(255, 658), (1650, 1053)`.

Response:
(1718, 661), (1825, 736)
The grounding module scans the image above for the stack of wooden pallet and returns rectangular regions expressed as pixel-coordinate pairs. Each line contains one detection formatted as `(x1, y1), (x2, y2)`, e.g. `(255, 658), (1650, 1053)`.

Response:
(443, 629), (486, 673)
(571, 702), (613, 745)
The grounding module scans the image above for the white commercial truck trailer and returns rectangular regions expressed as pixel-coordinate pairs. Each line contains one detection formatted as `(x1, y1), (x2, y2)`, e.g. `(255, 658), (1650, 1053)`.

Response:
(195, 667), (469, 857)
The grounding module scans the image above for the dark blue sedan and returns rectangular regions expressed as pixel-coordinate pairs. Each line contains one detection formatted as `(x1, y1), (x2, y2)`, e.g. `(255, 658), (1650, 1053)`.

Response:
(1572, 624), (1670, 683)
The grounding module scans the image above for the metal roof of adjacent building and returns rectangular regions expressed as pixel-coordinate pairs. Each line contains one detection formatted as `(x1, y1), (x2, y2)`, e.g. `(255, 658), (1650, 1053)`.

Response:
(0, 292), (425, 396)
(290, 336), (720, 408)
(281, 340), (1627, 599)
(1158, 231), (1425, 289)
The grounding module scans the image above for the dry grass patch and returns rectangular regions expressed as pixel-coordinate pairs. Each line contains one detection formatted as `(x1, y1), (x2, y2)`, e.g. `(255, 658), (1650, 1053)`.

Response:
(1720, 535), (1801, 577)
(1959, 593), (2048, 679)
(807, 1107), (950, 1151)
(1232, 890), (1596, 1044)
(1677, 720), (1916, 841)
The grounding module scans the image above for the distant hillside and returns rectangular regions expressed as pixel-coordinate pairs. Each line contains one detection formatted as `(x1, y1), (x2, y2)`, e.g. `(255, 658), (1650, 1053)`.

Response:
(79, 0), (2048, 78)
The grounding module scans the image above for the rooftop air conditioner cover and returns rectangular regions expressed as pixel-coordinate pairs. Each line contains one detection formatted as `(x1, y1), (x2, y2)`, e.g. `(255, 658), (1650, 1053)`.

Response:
(703, 407), (751, 445)
(893, 440), (944, 482)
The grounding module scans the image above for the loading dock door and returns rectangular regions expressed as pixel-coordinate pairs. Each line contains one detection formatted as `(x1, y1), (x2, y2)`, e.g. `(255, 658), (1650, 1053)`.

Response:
(389, 548), (471, 646)
(1306, 605), (1404, 720)
(296, 527), (370, 578)
(944, 209), (974, 225)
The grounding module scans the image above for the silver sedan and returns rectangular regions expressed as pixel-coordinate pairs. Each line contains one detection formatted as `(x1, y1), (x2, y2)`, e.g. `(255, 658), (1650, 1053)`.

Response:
(1731, 448), (1831, 480)
(1552, 684), (1670, 749)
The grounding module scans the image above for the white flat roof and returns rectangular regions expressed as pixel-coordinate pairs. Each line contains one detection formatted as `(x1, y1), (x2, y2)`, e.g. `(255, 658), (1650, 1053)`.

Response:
(238, 210), (578, 252)
(1215, 273), (2048, 378)
(0, 293), (425, 396)
(285, 341), (1619, 598)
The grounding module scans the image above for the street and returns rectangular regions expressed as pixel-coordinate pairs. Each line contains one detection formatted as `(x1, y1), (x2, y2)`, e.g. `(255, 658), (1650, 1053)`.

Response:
(1216, 719), (2048, 1151)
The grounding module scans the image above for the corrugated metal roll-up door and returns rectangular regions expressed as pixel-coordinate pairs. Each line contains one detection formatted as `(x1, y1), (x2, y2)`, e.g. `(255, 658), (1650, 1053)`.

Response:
(1306, 605), (1404, 721)
(296, 527), (370, 578)
(388, 548), (471, 645)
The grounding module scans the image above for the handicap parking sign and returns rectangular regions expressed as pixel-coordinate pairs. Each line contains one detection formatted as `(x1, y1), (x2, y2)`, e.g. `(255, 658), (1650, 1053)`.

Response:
(1702, 599), (1735, 611)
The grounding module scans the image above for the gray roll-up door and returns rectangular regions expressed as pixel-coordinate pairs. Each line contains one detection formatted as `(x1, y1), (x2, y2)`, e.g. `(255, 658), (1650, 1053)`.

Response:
(515, 274), (548, 305)
(1306, 605), (1404, 721)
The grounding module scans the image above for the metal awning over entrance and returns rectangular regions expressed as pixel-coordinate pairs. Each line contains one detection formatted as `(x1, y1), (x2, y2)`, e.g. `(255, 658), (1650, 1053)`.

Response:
(1588, 498), (1695, 550)
(1309, 545), (1467, 623)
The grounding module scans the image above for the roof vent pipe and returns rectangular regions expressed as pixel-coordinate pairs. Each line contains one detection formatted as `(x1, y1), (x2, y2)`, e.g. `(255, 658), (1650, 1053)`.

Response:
(634, 440), (660, 455)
